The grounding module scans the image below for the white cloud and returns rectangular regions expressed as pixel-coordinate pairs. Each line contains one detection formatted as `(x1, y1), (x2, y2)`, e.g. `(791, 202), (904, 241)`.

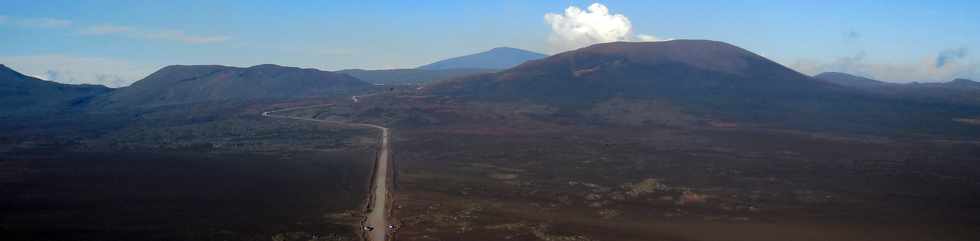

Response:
(785, 29), (980, 82)
(78, 24), (230, 44)
(17, 17), (72, 28)
(138, 30), (230, 44)
(544, 3), (662, 52)
(0, 16), (72, 28)
(78, 24), (131, 35)
(790, 50), (978, 82)
(2, 16), (229, 44)
(0, 55), (157, 87)
(636, 34), (660, 41)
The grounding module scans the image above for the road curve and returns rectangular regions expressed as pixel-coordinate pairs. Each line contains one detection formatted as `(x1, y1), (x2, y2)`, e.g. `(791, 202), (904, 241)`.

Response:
(262, 103), (391, 241)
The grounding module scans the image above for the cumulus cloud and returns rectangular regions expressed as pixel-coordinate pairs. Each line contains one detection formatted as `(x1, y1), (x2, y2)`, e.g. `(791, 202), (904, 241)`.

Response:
(935, 47), (968, 68)
(544, 3), (662, 52)
(78, 24), (230, 44)
(0, 55), (157, 87)
(790, 50), (978, 82)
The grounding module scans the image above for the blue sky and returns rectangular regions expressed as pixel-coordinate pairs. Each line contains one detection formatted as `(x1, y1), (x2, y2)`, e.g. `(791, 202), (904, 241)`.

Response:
(1, 0), (978, 86)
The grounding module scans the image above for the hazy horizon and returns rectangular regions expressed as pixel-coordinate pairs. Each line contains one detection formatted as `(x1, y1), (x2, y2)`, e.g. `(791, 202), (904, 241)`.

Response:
(2, 1), (978, 87)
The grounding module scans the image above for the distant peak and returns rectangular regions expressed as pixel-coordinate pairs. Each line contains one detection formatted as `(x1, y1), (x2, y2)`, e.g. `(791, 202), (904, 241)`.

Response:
(815, 72), (870, 79)
(581, 39), (741, 52)
(418, 47), (547, 70)
(485, 47), (543, 55)
(159, 64), (230, 70)
(588, 39), (730, 47)
(553, 39), (769, 76)
(249, 64), (286, 68)
(952, 78), (977, 83)
(488, 47), (520, 51)
(947, 78), (980, 88)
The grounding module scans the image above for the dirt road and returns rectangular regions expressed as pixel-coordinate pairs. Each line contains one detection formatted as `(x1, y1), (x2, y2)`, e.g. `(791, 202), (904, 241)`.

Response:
(364, 125), (390, 241)
(262, 103), (391, 241)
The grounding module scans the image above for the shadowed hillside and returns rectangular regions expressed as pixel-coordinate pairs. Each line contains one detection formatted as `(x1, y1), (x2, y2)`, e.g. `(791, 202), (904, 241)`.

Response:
(425, 40), (980, 136)
(814, 72), (890, 88)
(98, 64), (372, 108)
(429, 40), (833, 103)
(0, 64), (111, 116)
(815, 72), (980, 106)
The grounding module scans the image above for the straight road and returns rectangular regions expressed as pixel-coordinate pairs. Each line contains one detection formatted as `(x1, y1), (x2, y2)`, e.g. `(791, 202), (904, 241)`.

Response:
(262, 102), (391, 241)
(364, 125), (390, 241)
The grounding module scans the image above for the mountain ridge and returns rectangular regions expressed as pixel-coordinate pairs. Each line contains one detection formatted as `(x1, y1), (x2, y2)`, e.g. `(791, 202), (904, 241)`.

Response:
(814, 71), (979, 87)
(418, 47), (547, 70)
(98, 64), (372, 108)
(422, 40), (980, 136)
(428, 40), (835, 104)
(814, 71), (980, 105)
(813, 72), (890, 88)
(0, 64), (111, 115)
(337, 68), (496, 85)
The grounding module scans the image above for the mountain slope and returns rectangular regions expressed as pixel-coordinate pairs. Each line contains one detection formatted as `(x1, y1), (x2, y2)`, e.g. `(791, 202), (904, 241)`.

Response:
(815, 71), (980, 91)
(814, 72), (891, 88)
(0, 64), (111, 115)
(947, 78), (980, 89)
(914, 78), (980, 90)
(418, 47), (547, 70)
(337, 68), (495, 85)
(425, 40), (980, 136)
(815, 72), (980, 105)
(429, 40), (836, 105)
(100, 64), (371, 108)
